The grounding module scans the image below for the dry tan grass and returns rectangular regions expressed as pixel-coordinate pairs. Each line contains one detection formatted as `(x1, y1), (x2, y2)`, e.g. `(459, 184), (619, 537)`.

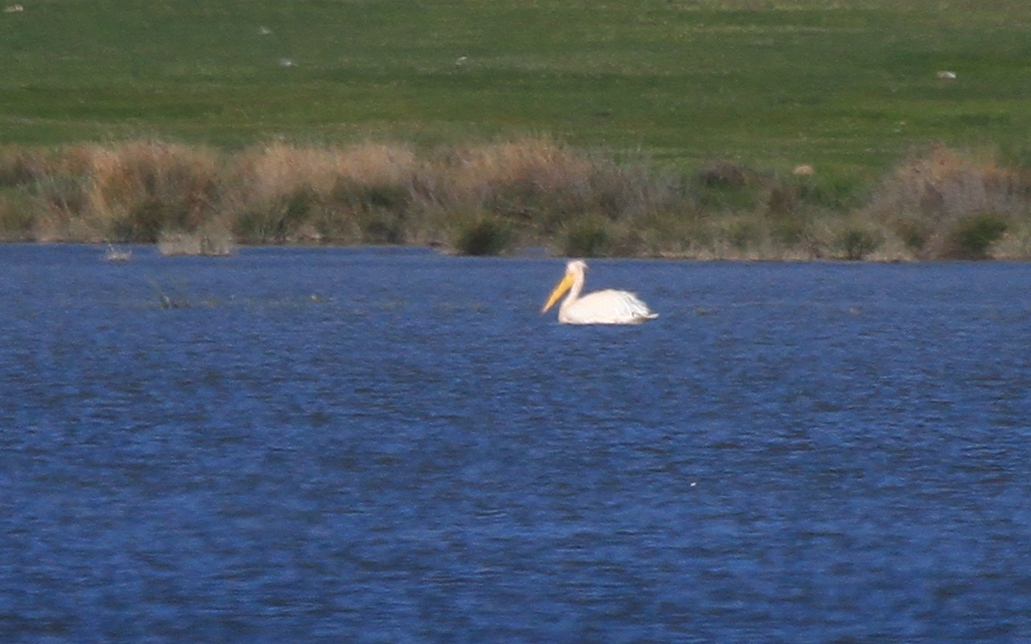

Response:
(85, 141), (218, 216)
(3, 138), (1031, 259)
(14, 141), (220, 242)
(220, 141), (421, 244)
(991, 222), (1031, 259)
(870, 145), (1012, 220)
(90, 141), (220, 241)
(229, 141), (416, 200)
(863, 144), (1031, 259)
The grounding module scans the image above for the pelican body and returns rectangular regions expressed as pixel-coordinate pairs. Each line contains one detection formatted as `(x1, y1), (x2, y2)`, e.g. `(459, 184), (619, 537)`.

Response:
(541, 260), (658, 325)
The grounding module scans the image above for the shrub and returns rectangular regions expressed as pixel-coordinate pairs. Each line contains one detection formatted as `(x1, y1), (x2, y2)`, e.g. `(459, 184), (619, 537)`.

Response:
(834, 227), (882, 261)
(356, 209), (407, 244)
(328, 178), (411, 244)
(562, 217), (610, 257)
(891, 215), (931, 253)
(232, 185), (322, 243)
(0, 192), (35, 239)
(630, 209), (705, 258)
(792, 172), (867, 213)
(696, 162), (764, 211)
(766, 184), (799, 217)
(942, 214), (1008, 259)
(452, 215), (512, 256)
(724, 218), (762, 253)
(112, 197), (192, 242)
(86, 141), (219, 231)
(5, 137), (1031, 260)
(0, 150), (45, 188)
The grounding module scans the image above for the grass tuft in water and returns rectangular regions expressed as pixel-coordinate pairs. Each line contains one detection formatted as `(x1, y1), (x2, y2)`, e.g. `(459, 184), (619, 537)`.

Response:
(158, 223), (236, 257)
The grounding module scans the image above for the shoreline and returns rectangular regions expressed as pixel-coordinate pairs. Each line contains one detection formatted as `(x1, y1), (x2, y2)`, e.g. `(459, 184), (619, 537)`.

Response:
(7, 240), (1031, 265)
(2, 139), (1029, 261)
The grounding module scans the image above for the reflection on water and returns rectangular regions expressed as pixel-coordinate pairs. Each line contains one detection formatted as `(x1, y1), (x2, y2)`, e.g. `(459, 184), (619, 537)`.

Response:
(2, 245), (1031, 641)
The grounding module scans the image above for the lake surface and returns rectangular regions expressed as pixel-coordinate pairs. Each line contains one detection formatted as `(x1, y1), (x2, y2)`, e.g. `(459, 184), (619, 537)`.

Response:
(2, 245), (1031, 642)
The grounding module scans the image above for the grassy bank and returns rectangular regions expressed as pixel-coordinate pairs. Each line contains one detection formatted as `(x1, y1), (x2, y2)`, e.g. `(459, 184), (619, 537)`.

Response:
(2, 1), (1031, 176)
(3, 138), (1030, 260)
(2, 1), (1030, 258)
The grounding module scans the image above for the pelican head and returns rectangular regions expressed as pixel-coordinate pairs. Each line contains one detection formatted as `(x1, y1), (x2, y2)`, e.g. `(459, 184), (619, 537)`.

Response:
(541, 259), (657, 325)
(541, 260), (586, 314)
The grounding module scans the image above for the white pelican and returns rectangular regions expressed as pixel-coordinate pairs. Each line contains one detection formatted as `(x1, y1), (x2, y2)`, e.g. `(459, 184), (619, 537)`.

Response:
(541, 259), (658, 325)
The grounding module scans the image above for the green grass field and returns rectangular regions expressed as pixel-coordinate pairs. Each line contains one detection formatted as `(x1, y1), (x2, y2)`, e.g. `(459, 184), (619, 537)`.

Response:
(3, 0), (1031, 176)
(3, 1), (1031, 259)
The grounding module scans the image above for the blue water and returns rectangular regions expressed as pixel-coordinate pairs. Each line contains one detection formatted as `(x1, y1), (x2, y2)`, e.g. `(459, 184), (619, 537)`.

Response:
(2, 245), (1031, 642)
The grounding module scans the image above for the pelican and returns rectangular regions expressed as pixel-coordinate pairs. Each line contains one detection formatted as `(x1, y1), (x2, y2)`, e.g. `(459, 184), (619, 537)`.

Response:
(541, 259), (658, 324)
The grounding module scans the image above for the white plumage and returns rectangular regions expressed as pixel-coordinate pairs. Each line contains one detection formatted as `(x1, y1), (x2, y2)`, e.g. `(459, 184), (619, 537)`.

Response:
(541, 260), (658, 325)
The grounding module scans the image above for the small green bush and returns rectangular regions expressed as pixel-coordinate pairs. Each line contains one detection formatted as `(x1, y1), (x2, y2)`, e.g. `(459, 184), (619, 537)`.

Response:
(563, 218), (610, 257)
(36, 176), (88, 218)
(283, 185), (318, 222)
(0, 152), (44, 189)
(112, 198), (193, 242)
(330, 178), (410, 214)
(233, 208), (278, 244)
(0, 193), (35, 239)
(766, 184), (799, 218)
(835, 227), (882, 261)
(329, 179), (410, 244)
(725, 219), (762, 252)
(892, 216), (930, 253)
(943, 214), (1008, 259)
(356, 211), (406, 244)
(794, 173), (866, 213)
(453, 216), (512, 256)
(233, 186), (320, 243)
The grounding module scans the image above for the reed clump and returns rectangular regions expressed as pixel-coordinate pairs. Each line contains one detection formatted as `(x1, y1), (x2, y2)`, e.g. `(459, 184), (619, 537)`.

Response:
(863, 144), (1031, 260)
(2, 138), (1030, 260)
(224, 142), (420, 245)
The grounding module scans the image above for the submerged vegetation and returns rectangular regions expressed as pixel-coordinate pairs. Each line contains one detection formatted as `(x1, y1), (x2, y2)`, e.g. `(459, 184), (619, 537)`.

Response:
(2, 139), (1031, 260)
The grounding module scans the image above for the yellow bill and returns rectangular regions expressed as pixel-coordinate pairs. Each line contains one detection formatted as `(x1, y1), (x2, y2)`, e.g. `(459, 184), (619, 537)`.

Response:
(541, 272), (574, 313)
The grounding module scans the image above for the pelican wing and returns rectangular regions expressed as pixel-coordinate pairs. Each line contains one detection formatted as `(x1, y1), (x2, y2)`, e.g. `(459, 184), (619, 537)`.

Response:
(561, 289), (658, 325)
